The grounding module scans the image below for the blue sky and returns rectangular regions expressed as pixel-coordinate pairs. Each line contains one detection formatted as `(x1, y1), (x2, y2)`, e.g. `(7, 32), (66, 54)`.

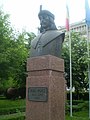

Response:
(0, 0), (87, 34)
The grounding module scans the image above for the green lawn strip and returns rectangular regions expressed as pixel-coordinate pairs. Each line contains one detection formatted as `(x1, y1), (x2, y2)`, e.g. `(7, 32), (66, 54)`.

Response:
(0, 106), (25, 115)
(73, 110), (88, 117)
(0, 112), (25, 120)
(66, 101), (89, 113)
(0, 112), (89, 120)
(66, 116), (90, 120)
(66, 110), (90, 120)
(0, 98), (26, 115)
(0, 97), (89, 120)
(0, 99), (26, 108)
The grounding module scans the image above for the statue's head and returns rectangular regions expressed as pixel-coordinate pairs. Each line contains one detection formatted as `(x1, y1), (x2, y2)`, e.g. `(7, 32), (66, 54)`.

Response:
(38, 10), (57, 33)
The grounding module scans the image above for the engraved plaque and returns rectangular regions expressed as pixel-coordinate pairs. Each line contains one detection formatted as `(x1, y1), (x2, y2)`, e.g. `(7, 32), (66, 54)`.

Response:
(28, 87), (48, 102)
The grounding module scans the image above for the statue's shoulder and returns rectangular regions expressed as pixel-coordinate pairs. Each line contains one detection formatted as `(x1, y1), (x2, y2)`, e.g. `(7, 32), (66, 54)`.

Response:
(31, 33), (42, 48)
(44, 30), (64, 38)
(47, 30), (64, 36)
(31, 30), (65, 48)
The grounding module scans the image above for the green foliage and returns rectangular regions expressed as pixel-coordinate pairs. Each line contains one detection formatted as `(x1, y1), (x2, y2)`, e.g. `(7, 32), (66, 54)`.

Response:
(0, 98), (25, 108)
(0, 96), (25, 119)
(66, 115), (90, 120)
(62, 32), (88, 94)
(0, 9), (35, 90)
(0, 106), (25, 115)
(0, 96), (89, 120)
(0, 113), (25, 120)
(66, 100), (88, 114)
(0, 97), (25, 115)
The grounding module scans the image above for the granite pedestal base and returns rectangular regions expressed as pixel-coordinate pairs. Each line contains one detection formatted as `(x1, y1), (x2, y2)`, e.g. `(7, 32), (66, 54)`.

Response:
(26, 55), (65, 120)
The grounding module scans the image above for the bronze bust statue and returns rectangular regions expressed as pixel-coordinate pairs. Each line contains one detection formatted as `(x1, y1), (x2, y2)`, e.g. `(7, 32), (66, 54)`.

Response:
(30, 10), (65, 58)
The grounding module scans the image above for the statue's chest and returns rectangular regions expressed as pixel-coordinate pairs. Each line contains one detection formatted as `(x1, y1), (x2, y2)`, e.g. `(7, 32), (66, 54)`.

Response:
(36, 40), (43, 53)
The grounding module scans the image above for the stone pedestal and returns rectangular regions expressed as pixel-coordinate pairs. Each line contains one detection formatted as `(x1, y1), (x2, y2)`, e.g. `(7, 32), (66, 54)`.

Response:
(26, 55), (65, 120)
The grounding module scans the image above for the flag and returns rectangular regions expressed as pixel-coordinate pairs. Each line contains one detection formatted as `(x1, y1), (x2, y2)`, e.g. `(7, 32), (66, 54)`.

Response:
(66, 4), (69, 31)
(85, 0), (90, 26)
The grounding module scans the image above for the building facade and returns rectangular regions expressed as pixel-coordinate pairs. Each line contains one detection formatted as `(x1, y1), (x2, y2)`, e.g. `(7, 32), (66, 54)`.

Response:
(59, 21), (90, 36)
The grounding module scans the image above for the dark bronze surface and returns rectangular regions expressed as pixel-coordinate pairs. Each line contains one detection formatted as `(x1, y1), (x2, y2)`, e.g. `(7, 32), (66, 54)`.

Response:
(30, 10), (65, 58)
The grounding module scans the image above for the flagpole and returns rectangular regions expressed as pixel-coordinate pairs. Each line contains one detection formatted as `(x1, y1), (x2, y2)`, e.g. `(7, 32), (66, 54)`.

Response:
(86, 24), (90, 118)
(66, 1), (73, 116)
(85, 0), (90, 118)
(68, 29), (72, 117)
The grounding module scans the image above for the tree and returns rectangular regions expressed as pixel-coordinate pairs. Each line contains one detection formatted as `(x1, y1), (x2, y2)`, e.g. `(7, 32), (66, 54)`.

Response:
(0, 9), (36, 92)
(0, 10), (14, 87)
(62, 32), (88, 96)
(11, 31), (36, 88)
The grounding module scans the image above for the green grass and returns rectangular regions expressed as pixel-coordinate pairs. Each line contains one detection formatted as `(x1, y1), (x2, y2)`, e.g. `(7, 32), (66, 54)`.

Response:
(0, 98), (25, 108)
(0, 112), (25, 120)
(66, 111), (90, 120)
(0, 97), (26, 115)
(0, 96), (90, 120)
(0, 96), (26, 120)
(66, 116), (90, 120)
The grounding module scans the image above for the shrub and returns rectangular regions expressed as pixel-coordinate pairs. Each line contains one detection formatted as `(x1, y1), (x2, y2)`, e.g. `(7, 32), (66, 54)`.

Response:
(5, 87), (26, 99)
(5, 88), (18, 99)
(65, 100), (88, 113)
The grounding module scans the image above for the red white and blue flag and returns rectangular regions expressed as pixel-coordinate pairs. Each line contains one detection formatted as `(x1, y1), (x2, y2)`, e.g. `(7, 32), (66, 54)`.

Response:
(66, 4), (69, 31)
